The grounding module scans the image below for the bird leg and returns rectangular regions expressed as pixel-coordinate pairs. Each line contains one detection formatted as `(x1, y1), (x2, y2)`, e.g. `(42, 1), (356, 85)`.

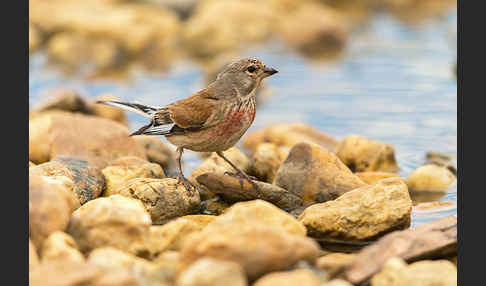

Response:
(216, 151), (260, 192)
(176, 147), (197, 195)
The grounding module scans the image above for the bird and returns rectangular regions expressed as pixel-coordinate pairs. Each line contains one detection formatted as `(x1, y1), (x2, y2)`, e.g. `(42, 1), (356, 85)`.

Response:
(97, 58), (278, 193)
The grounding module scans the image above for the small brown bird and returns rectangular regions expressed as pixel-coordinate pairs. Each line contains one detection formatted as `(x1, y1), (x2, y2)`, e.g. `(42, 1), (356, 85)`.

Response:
(97, 58), (278, 192)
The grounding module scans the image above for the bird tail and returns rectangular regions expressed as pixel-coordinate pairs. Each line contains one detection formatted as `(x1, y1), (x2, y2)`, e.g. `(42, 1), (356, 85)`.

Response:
(96, 100), (157, 118)
(96, 100), (177, 137)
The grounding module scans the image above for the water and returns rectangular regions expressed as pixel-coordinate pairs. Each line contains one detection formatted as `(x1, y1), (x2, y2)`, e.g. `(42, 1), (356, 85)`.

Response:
(29, 11), (457, 228)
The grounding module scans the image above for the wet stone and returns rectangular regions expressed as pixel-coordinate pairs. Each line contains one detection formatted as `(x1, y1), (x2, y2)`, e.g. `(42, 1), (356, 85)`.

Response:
(30, 239), (40, 272)
(316, 253), (356, 278)
(113, 178), (200, 224)
(148, 215), (215, 258)
(133, 135), (177, 171)
(298, 178), (412, 242)
(344, 216), (457, 285)
(250, 142), (289, 183)
(199, 197), (230, 215)
(29, 175), (79, 249)
(253, 269), (323, 286)
(370, 257), (457, 286)
(40, 231), (85, 263)
(406, 164), (456, 192)
(179, 200), (318, 281)
(354, 171), (401, 185)
(274, 142), (366, 205)
(177, 257), (247, 286)
(336, 135), (399, 172)
(29, 111), (146, 168)
(30, 155), (105, 204)
(102, 156), (166, 197)
(67, 194), (152, 256)
(189, 147), (250, 200)
(196, 173), (303, 210)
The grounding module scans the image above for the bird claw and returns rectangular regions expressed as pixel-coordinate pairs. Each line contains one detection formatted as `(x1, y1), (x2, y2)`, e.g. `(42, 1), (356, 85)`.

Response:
(177, 174), (198, 196)
(224, 171), (261, 193)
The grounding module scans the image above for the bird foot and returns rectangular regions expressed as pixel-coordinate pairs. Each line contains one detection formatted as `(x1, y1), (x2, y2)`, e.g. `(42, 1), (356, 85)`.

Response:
(224, 171), (261, 193)
(177, 174), (198, 196)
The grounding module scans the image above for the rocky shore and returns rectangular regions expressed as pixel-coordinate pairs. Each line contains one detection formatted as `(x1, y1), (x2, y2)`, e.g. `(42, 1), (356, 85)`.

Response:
(29, 90), (457, 286)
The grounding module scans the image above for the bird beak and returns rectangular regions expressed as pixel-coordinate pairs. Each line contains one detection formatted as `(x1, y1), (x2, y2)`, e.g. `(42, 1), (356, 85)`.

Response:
(263, 66), (278, 77)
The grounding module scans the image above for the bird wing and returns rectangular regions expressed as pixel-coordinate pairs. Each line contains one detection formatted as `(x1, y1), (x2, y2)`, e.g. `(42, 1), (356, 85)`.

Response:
(162, 89), (218, 129)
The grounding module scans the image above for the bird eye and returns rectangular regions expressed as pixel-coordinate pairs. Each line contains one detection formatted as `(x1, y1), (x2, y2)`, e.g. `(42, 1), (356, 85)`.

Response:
(247, 66), (257, 73)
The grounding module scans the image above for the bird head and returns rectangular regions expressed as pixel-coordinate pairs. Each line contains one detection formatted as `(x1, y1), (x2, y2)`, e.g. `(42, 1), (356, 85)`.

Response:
(214, 58), (278, 98)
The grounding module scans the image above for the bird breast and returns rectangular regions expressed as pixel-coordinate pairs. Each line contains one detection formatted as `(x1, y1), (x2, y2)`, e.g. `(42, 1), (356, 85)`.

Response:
(210, 97), (256, 140)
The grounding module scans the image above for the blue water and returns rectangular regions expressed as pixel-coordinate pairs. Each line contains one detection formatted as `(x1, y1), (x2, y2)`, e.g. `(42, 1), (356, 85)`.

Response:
(29, 11), (457, 227)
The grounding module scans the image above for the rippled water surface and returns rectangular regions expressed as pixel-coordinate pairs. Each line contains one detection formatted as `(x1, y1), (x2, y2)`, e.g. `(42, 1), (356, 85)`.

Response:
(29, 12), (457, 227)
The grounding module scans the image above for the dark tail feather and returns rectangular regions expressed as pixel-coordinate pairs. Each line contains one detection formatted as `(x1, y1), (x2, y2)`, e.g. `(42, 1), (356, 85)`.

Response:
(130, 123), (153, 136)
(96, 100), (176, 136)
(130, 123), (176, 136)
(96, 100), (157, 118)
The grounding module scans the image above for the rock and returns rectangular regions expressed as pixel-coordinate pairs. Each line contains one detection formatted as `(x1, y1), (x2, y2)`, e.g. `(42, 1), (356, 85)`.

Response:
(253, 269), (322, 286)
(409, 191), (447, 204)
(30, 239), (40, 272)
(29, 111), (146, 167)
(41, 231), (84, 263)
(188, 147), (250, 199)
(148, 215), (215, 258)
(182, 0), (276, 58)
(344, 216), (457, 285)
(152, 250), (181, 278)
(46, 32), (88, 68)
(67, 195), (152, 256)
(241, 129), (266, 153)
(29, 260), (137, 286)
(370, 257), (457, 286)
(29, 22), (42, 53)
(47, 32), (123, 72)
(30, 0), (181, 56)
(316, 253), (355, 278)
(298, 178), (412, 241)
(250, 143), (289, 183)
(89, 94), (128, 125)
(30, 155), (105, 204)
(336, 135), (399, 172)
(177, 257), (247, 286)
(274, 142), (366, 205)
(426, 151), (455, 161)
(101, 156), (165, 197)
(29, 175), (79, 248)
(406, 164), (456, 192)
(88, 247), (175, 285)
(200, 197), (230, 215)
(133, 135), (176, 171)
(150, 0), (198, 20)
(88, 247), (155, 275)
(180, 200), (318, 280)
(211, 200), (307, 236)
(323, 279), (353, 286)
(32, 88), (91, 114)
(196, 173), (303, 210)
(355, 172), (401, 185)
(180, 222), (319, 281)
(425, 151), (456, 176)
(242, 123), (339, 154)
(113, 178), (200, 224)
(277, 2), (348, 60)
